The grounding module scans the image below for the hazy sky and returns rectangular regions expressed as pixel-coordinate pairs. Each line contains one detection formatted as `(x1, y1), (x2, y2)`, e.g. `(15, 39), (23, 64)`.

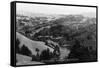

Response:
(16, 3), (96, 15)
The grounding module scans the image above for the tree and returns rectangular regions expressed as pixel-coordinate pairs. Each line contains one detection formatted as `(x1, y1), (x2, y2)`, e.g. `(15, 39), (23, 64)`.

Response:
(35, 48), (40, 61)
(20, 45), (32, 56)
(16, 39), (20, 53)
(35, 48), (39, 56)
(53, 45), (60, 60)
(36, 48), (39, 52)
(31, 55), (37, 61)
(40, 48), (53, 60)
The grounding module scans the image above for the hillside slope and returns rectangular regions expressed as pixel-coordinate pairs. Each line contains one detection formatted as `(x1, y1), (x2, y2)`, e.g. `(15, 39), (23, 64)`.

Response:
(16, 32), (54, 55)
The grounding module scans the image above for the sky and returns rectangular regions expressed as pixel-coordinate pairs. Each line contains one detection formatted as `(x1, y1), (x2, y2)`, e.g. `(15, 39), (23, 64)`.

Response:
(16, 3), (96, 15)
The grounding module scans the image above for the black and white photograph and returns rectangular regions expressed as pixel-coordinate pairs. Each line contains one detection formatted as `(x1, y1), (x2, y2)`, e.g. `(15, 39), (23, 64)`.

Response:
(15, 2), (97, 66)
